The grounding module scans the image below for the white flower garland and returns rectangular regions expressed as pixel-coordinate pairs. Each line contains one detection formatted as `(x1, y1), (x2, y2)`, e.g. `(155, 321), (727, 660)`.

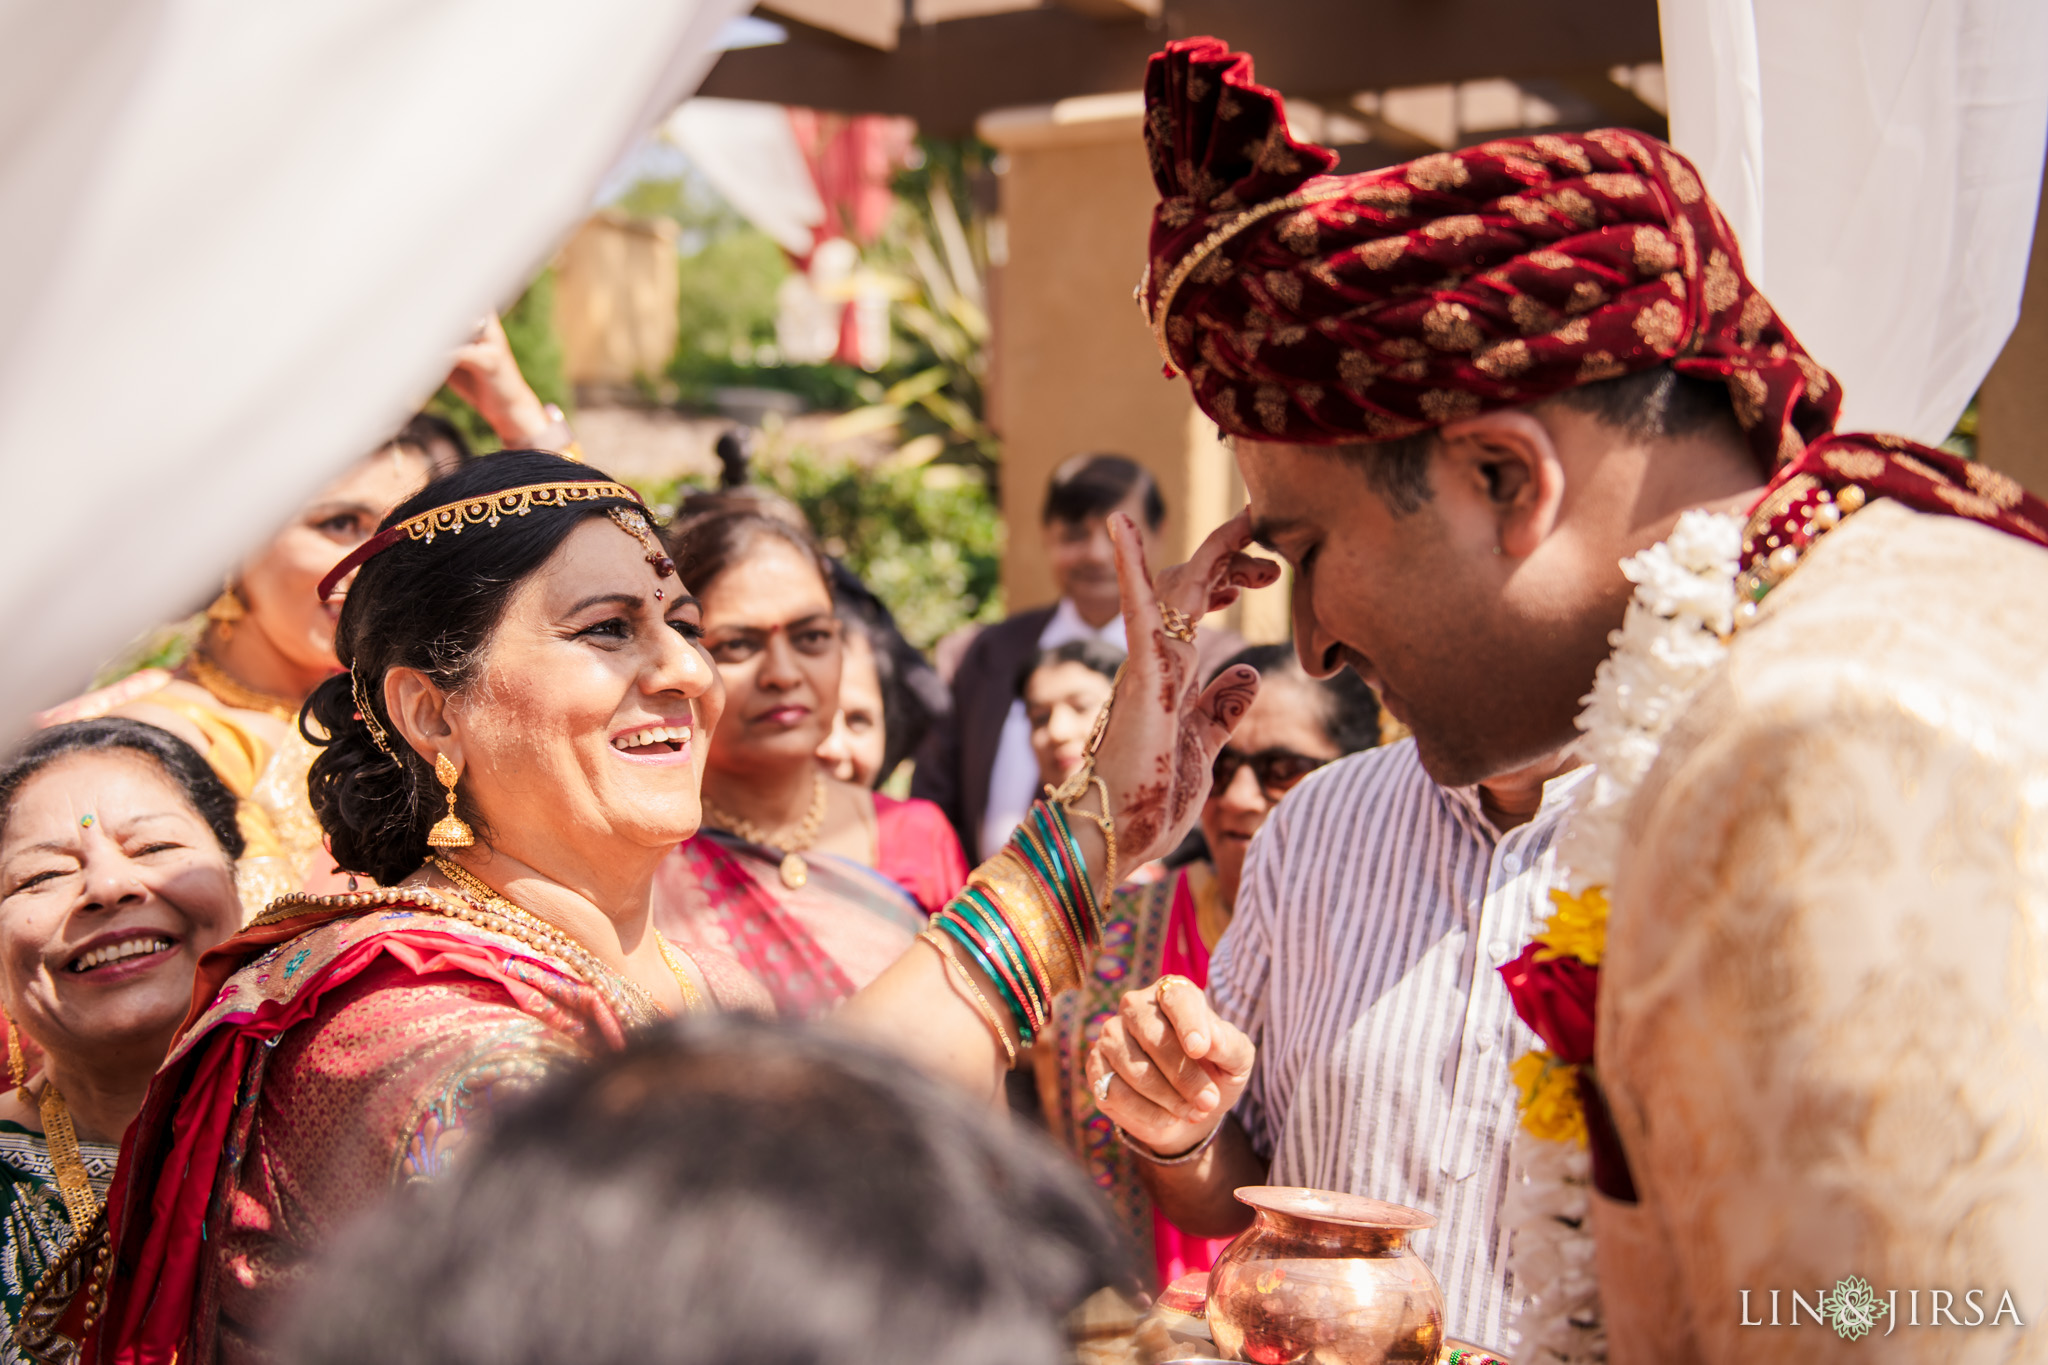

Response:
(1504, 509), (1743, 1365)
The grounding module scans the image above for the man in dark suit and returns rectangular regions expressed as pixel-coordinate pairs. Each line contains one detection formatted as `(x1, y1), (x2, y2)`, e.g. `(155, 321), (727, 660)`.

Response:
(914, 454), (1241, 862)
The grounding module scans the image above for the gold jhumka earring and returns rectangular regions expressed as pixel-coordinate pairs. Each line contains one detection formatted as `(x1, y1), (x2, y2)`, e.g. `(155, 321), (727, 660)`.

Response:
(426, 753), (475, 849)
(205, 581), (247, 640)
(6, 1017), (26, 1101)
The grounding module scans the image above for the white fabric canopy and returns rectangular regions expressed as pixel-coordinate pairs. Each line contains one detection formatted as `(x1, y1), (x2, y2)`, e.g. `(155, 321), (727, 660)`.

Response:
(1660, 0), (2048, 443)
(0, 0), (748, 730)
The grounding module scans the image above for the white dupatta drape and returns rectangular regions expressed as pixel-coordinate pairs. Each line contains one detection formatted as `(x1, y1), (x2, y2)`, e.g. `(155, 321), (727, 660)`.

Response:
(1660, 0), (2048, 444)
(0, 0), (747, 729)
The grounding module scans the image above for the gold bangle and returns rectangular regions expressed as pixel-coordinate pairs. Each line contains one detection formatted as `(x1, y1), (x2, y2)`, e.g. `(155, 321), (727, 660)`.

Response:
(972, 851), (1084, 1000)
(963, 858), (1055, 1024)
(919, 930), (1017, 1067)
(1010, 824), (1088, 961)
(1001, 852), (1087, 997)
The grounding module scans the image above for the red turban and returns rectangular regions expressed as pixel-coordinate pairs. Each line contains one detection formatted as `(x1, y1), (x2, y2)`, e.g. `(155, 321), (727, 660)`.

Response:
(1139, 37), (1838, 472)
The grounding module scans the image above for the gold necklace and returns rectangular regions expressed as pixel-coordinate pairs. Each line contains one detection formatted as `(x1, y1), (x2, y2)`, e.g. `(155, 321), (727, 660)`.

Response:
(259, 883), (660, 1030)
(701, 771), (829, 890)
(432, 858), (700, 1015)
(655, 934), (706, 1013)
(35, 1082), (99, 1238)
(185, 647), (298, 721)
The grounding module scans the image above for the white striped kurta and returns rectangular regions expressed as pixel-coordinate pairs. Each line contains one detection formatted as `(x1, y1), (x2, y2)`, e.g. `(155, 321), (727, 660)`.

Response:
(1208, 739), (1586, 1354)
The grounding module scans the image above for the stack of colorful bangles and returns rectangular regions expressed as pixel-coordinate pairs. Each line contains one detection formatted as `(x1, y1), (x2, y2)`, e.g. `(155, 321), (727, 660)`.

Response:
(923, 781), (1116, 1062)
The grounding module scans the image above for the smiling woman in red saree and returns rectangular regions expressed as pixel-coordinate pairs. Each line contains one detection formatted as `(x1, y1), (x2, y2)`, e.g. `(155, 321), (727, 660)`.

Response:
(71, 448), (1275, 1365)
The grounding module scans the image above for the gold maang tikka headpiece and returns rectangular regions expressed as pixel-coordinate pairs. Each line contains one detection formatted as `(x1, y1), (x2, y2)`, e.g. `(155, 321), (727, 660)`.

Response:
(607, 506), (676, 579)
(324, 479), (677, 768)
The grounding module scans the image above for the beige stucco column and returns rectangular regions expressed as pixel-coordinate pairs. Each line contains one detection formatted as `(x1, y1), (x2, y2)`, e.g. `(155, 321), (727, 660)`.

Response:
(979, 95), (1289, 644)
(1976, 155), (2048, 498)
(554, 211), (681, 391)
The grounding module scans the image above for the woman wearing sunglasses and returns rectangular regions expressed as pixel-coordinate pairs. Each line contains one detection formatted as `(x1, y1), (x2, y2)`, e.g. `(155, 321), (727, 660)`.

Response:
(1032, 642), (1380, 1290)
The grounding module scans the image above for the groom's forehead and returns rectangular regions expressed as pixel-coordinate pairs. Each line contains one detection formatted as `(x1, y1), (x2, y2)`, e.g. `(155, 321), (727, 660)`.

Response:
(1238, 441), (1363, 527)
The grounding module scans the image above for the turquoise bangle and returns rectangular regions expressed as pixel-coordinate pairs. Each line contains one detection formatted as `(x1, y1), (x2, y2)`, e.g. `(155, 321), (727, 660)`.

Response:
(1011, 819), (1087, 964)
(934, 914), (1033, 1042)
(1023, 803), (1091, 945)
(956, 888), (1050, 1027)
(1036, 801), (1102, 939)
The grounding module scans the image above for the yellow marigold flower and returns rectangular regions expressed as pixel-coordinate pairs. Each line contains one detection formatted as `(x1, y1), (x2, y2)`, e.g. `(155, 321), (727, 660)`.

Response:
(1535, 885), (1608, 966)
(1510, 1049), (1588, 1146)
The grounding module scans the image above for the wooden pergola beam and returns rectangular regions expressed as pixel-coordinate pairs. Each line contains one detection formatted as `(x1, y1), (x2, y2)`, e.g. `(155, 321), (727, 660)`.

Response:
(700, 0), (1663, 136)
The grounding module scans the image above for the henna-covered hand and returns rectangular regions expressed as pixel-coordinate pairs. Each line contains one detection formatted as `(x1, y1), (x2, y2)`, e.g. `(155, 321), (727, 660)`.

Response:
(1092, 511), (1282, 866)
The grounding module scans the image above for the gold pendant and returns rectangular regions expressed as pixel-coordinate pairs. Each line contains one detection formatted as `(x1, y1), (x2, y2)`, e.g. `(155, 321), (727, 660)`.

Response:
(779, 852), (809, 889)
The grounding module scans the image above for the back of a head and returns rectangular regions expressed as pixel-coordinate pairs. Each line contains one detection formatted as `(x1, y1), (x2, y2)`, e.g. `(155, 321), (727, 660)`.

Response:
(391, 411), (473, 479)
(276, 1016), (1129, 1365)
(670, 485), (811, 540)
(1042, 454), (1164, 531)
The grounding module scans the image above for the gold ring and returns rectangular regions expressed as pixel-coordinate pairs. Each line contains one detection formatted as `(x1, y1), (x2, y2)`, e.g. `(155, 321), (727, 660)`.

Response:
(1159, 604), (1197, 643)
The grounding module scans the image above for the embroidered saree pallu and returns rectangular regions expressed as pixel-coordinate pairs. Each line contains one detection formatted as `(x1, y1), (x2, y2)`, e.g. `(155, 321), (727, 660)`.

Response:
(78, 890), (656, 1365)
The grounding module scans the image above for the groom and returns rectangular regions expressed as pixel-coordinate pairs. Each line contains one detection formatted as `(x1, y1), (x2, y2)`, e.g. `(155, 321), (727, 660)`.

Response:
(1093, 37), (2048, 1363)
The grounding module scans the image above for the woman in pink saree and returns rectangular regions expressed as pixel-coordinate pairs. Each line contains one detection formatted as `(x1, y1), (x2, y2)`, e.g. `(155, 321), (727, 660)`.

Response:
(652, 512), (966, 1017)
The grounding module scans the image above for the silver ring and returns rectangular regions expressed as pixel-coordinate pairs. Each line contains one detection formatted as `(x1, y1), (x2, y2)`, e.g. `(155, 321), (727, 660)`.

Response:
(1092, 1069), (1114, 1105)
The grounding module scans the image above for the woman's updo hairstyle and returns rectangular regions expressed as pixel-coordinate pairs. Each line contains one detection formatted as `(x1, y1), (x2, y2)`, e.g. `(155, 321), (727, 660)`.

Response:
(664, 505), (831, 599)
(304, 451), (649, 884)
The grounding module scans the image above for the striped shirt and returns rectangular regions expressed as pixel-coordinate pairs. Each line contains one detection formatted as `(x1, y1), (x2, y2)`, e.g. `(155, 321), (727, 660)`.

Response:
(1209, 739), (1587, 1353)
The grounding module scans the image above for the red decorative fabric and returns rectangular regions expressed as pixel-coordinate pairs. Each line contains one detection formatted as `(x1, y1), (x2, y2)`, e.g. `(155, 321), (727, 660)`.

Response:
(1140, 38), (1838, 471)
(872, 792), (968, 915)
(658, 836), (858, 1018)
(1742, 432), (2048, 576)
(653, 834), (924, 1020)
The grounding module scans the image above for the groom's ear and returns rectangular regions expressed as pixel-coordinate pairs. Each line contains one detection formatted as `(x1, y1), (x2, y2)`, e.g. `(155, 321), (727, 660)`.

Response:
(1436, 411), (1566, 560)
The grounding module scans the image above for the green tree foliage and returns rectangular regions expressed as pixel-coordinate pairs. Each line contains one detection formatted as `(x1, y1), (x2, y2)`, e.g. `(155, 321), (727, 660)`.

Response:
(624, 138), (1010, 646)
(844, 138), (1000, 478)
(631, 169), (877, 410)
(763, 451), (1004, 650)
(637, 446), (1005, 652)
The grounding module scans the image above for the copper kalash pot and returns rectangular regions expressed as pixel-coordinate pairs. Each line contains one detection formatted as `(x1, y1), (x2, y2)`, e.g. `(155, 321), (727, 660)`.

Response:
(1205, 1187), (1444, 1364)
